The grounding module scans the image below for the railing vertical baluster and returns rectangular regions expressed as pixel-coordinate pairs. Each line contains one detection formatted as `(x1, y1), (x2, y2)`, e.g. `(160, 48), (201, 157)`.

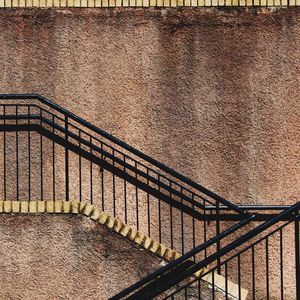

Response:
(40, 108), (43, 201)
(65, 114), (69, 201)
(158, 174), (161, 243)
(147, 168), (150, 237)
(252, 245), (256, 300)
(170, 182), (173, 250)
(16, 105), (19, 201)
(192, 194), (196, 262)
(52, 114), (55, 201)
(79, 131), (82, 203)
(180, 186), (184, 254)
(101, 143), (104, 211)
(28, 106), (31, 201)
(295, 214), (300, 300)
(225, 262), (228, 299)
(135, 161), (139, 230)
(216, 199), (221, 274)
(238, 254), (241, 300)
(280, 228), (284, 300)
(112, 149), (116, 217)
(124, 155), (127, 224)
(212, 269), (215, 300)
(90, 136), (93, 205)
(3, 106), (6, 201)
(266, 237), (269, 300)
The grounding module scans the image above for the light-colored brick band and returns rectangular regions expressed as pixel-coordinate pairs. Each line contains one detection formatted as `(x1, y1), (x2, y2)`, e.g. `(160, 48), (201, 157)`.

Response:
(0, 200), (248, 299)
(0, 0), (298, 7)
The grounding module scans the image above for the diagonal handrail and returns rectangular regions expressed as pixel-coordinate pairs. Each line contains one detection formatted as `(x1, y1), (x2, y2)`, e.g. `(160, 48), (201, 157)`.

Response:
(121, 201), (300, 299)
(0, 94), (247, 215)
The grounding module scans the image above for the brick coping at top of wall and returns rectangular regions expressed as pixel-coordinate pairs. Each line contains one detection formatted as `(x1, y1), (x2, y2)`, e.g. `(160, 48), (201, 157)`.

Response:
(0, 0), (299, 7)
(0, 200), (248, 300)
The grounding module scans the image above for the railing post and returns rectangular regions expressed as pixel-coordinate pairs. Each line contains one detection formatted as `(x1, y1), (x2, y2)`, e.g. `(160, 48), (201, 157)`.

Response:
(296, 211), (300, 300)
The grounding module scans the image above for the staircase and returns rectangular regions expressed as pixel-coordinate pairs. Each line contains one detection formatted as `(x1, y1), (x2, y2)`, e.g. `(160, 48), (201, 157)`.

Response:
(0, 94), (299, 300)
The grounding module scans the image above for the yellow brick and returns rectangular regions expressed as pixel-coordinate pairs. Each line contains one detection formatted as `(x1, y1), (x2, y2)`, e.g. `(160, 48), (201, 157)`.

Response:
(12, 201), (20, 213)
(32, 0), (39, 6)
(99, 212), (109, 224)
(37, 201), (46, 213)
(122, 0), (129, 5)
(164, 248), (176, 261)
(40, 0), (46, 6)
(225, 0), (231, 5)
(211, 0), (217, 5)
(29, 201), (37, 213)
(128, 227), (137, 241)
(53, 0), (60, 5)
(94, 0), (101, 5)
(289, 0), (295, 4)
(142, 0), (149, 6)
(46, 0), (53, 6)
(163, 0), (170, 5)
(231, 0), (238, 4)
(115, 0), (121, 5)
(143, 236), (153, 249)
(175, 252), (181, 259)
(67, 0), (73, 4)
(194, 268), (205, 277)
(149, 240), (160, 253)
(204, 0), (211, 5)
(157, 244), (167, 257)
(20, 201), (29, 213)
(63, 201), (71, 213)
(108, 0), (115, 5)
(81, 0), (88, 5)
(119, 224), (131, 237)
(12, 0), (18, 6)
(136, 0), (142, 5)
(71, 201), (79, 214)
(79, 202), (86, 213)
(90, 207), (101, 221)
(214, 273), (226, 291)
(106, 216), (115, 229)
(46, 201), (54, 213)
(245, 0), (252, 5)
(4, 201), (12, 213)
(82, 203), (94, 216)
(129, 0), (135, 5)
(74, 0), (80, 5)
(113, 219), (123, 233)
(0, 201), (3, 213)
(61, 0), (67, 5)
(267, 0), (273, 5)
(54, 200), (63, 213)
(134, 232), (146, 245)
(19, 0), (26, 6)
(149, 0), (156, 5)
(26, 0), (33, 5)
(0, 0), (4, 7)
(177, 0), (183, 5)
(5, 0), (12, 6)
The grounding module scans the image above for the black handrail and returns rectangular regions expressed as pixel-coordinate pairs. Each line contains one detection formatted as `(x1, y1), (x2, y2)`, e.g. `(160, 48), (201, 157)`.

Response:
(0, 94), (247, 215)
(110, 214), (257, 300)
(123, 202), (300, 299)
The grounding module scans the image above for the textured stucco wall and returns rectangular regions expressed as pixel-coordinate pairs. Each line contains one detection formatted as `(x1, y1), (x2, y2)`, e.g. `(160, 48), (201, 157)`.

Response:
(0, 8), (299, 206)
(0, 8), (299, 300)
(0, 214), (163, 299)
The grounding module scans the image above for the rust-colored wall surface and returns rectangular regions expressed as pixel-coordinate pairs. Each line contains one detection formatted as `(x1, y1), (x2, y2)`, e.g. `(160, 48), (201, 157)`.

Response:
(0, 8), (299, 206)
(0, 214), (162, 299)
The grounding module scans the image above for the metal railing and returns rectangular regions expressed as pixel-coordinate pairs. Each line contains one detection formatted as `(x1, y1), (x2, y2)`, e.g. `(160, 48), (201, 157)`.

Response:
(0, 94), (298, 300)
